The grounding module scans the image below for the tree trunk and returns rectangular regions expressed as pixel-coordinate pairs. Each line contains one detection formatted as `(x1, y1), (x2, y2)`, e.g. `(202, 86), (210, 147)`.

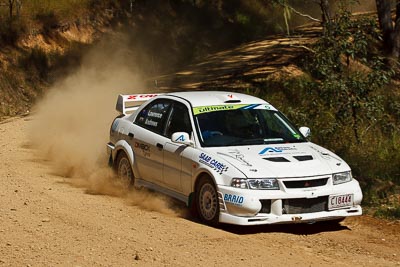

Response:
(376, 0), (394, 53)
(16, 0), (21, 17)
(8, 0), (14, 19)
(392, 1), (400, 59)
(320, 0), (332, 25)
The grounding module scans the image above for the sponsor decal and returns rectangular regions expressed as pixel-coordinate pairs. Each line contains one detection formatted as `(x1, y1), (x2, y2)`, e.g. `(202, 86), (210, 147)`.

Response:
(259, 147), (282, 154)
(135, 142), (150, 157)
(111, 120), (119, 132)
(175, 134), (186, 142)
(144, 118), (158, 127)
(293, 134), (301, 139)
(217, 149), (252, 167)
(147, 111), (163, 118)
(198, 153), (228, 175)
(193, 104), (277, 115)
(309, 145), (343, 162)
(224, 194), (244, 205)
(258, 146), (297, 155)
(193, 105), (245, 115)
(241, 104), (261, 109)
(135, 142), (150, 151)
(127, 94), (159, 100)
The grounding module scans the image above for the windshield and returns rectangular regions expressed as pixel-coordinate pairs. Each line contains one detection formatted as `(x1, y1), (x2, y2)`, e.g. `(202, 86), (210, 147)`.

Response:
(194, 107), (307, 147)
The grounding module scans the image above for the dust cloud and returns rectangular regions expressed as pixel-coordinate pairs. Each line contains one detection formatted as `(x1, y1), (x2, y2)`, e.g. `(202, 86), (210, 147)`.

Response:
(29, 34), (180, 216)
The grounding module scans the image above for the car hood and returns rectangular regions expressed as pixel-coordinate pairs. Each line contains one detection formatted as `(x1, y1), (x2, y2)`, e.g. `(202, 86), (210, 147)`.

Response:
(204, 142), (349, 178)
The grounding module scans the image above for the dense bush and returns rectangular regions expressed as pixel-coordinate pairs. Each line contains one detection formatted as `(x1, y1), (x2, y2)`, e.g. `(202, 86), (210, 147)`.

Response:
(18, 47), (49, 80)
(0, 18), (26, 45)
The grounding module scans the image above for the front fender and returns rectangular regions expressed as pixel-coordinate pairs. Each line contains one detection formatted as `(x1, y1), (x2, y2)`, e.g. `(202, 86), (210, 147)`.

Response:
(193, 151), (244, 190)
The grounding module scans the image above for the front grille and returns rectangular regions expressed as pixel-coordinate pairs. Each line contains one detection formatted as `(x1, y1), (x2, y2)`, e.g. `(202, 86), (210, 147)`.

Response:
(259, 199), (271, 213)
(283, 178), (328, 189)
(282, 196), (328, 214)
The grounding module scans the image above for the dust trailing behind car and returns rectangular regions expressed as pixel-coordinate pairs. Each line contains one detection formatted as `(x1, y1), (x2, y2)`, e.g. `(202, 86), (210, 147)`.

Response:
(29, 37), (180, 216)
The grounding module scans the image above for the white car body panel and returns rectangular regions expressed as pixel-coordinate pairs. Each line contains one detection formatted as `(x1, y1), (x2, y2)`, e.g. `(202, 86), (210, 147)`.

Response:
(107, 91), (363, 225)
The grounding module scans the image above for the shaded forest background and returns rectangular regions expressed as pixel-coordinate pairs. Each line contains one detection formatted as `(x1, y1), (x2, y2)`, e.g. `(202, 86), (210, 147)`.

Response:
(0, 0), (398, 218)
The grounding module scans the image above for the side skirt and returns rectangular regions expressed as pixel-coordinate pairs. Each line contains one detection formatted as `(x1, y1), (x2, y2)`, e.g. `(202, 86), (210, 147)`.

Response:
(135, 178), (189, 206)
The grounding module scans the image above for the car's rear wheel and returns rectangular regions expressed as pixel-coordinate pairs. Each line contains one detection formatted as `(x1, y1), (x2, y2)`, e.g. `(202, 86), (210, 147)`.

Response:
(196, 175), (219, 226)
(115, 151), (134, 189)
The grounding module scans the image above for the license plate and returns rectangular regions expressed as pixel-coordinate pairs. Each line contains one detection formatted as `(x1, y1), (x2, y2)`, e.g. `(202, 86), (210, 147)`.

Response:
(328, 194), (353, 210)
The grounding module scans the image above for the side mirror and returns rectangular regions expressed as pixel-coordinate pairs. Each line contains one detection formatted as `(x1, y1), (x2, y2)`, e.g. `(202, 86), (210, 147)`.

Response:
(299, 127), (311, 138)
(171, 132), (194, 146)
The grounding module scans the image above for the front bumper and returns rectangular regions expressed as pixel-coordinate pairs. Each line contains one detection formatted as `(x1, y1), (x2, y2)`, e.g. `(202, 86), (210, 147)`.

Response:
(106, 142), (115, 166)
(217, 179), (363, 225)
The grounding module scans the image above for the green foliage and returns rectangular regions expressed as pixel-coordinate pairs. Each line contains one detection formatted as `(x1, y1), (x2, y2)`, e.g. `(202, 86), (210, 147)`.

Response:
(306, 7), (394, 144)
(252, 7), (400, 211)
(372, 192), (400, 219)
(374, 205), (400, 219)
(299, 7), (400, 207)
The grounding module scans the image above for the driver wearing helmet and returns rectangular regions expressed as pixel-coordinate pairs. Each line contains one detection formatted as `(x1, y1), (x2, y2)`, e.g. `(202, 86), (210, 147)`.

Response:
(224, 110), (260, 138)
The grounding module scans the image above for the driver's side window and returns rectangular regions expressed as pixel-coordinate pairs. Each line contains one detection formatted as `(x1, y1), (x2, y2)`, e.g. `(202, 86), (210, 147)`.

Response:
(165, 102), (192, 138)
(135, 99), (172, 135)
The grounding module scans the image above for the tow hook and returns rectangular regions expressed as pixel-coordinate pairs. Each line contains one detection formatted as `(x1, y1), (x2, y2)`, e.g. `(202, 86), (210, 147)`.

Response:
(292, 216), (302, 222)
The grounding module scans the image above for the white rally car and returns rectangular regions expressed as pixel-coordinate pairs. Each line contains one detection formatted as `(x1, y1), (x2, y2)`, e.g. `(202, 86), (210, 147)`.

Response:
(107, 91), (362, 225)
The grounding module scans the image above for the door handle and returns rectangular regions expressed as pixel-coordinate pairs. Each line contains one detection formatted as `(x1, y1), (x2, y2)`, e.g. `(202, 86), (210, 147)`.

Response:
(156, 143), (163, 149)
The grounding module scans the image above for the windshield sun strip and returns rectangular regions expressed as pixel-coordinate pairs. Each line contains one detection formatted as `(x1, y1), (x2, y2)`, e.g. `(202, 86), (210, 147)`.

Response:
(192, 103), (276, 115)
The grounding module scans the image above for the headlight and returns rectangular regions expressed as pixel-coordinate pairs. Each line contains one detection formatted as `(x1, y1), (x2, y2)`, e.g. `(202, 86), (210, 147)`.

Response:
(248, 178), (279, 190)
(231, 178), (248, 189)
(333, 171), (352, 185)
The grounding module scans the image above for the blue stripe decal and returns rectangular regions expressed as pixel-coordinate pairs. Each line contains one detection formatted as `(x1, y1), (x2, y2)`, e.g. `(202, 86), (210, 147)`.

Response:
(242, 104), (261, 110)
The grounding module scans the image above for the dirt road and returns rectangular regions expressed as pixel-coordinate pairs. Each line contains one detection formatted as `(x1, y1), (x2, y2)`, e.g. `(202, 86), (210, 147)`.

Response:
(0, 116), (399, 266)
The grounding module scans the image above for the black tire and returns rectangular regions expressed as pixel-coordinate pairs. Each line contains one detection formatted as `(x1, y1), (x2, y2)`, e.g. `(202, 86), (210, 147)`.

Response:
(326, 218), (345, 225)
(115, 151), (134, 189)
(195, 175), (220, 226)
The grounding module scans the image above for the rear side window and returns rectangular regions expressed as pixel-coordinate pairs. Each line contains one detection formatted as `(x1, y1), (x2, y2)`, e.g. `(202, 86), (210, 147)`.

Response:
(135, 100), (172, 134)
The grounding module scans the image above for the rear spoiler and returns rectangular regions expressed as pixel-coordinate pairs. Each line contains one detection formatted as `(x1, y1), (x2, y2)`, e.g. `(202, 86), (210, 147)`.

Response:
(116, 93), (162, 115)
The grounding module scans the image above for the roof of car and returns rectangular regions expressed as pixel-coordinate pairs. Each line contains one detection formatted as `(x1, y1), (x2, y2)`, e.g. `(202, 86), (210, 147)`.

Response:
(165, 91), (268, 107)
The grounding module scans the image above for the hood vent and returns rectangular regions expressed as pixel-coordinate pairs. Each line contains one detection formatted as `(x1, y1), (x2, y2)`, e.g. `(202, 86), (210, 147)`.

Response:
(293, 155), (313, 161)
(264, 157), (290, 162)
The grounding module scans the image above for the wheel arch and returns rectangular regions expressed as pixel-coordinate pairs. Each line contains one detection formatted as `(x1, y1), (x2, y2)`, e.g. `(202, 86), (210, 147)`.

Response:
(193, 170), (217, 192)
(188, 170), (216, 208)
(112, 140), (136, 174)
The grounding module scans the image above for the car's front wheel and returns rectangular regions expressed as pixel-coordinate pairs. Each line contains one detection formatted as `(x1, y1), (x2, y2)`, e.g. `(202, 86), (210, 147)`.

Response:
(115, 151), (134, 189)
(196, 175), (219, 226)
